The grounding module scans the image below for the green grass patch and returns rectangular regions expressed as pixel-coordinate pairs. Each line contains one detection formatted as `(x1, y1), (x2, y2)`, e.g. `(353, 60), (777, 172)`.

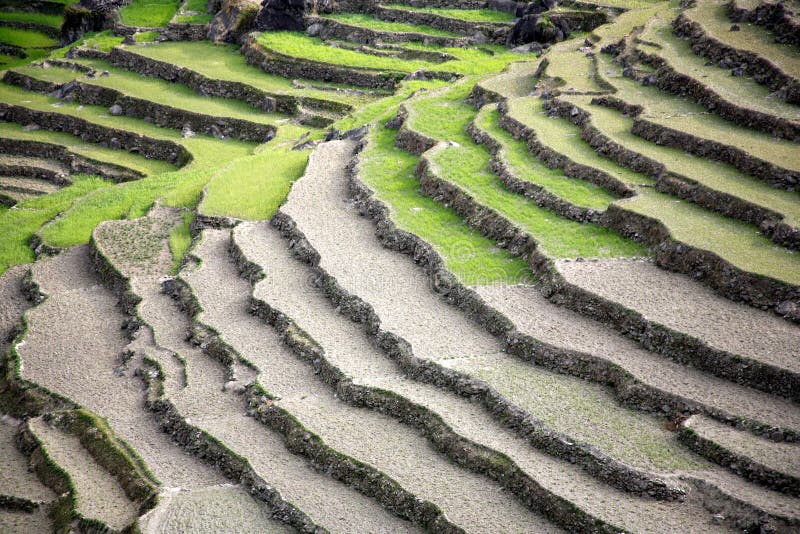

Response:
(200, 124), (317, 219)
(0, 122), (176, 176)
(476, 104), (619, 210)
(623, 189), (800, 284)
(0, 175), (110, 275)
(563, 95), (800, 227)
(126, 41), (378, 108)
(407, 80), (645, 258)
(362, 122), (533, 285)
(0, 27), (58, 48)
(119, 0), (180, 27)
(173, 0), (212, 24)
(323, 13), (459, 36)
(65, 57), (289, 127)
(134, 30), (160, 42)
(257, 32), (524, 75)
(383, 5), (514, 22)
(168, 211), (193, 273)
(0, 11), (63, 29)
(11, 63), (80, 84)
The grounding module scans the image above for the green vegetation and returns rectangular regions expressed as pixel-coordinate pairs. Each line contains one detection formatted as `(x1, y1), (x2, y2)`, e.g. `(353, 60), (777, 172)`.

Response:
(0, 11), (63, 29)
(257, 31), (524, 75)
(361, 121), (533, 285)
(383, 5), (514, 23)
(407, 80), (646, 258)
(200, 125), (317, 220)
(0, 27), (58, 48)
(168, 211), (193, 273)
(563, 95), (800, 226)
(476, 104), (619, 211)
(174, 0), (213, 24)
(323, 13), (459, 37)
(126, 41), (378, 107)
(0, 122), (177, 177)
(0, 175), (110, 274)
(119, 0), (180, 27)
(134, 30), (160, 42)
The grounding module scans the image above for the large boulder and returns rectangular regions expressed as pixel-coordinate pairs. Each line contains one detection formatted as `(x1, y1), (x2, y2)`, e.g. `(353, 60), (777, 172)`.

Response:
(515, 0), (555, 17)
(508, 12), (569, 45)
(207, 0), (261, 42)
(254, 0), (307, 31)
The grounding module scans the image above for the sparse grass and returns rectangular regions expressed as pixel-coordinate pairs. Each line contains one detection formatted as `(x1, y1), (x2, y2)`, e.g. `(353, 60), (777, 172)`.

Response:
(134, 30), (160, 42)
(407, 80), (646, 258)
(0, 27), (58, 48)
(475, 104), (619, 211)
(119, 0), (180, 27)
(543, 47), (606, 93)
(622, 189), (800, 284)
(173, 0), (212, 24)
(382, 5), (515, 23)
(168, 211), (193, 273)
(11, 63), (80, 83)
(0, 11), (63, 29)
(684, 0), (800, 77)
(322, 13), (459, 37)
(596, 55), (800, 172)
(563, 95), (800, 226)
(0, 175), (110, 275)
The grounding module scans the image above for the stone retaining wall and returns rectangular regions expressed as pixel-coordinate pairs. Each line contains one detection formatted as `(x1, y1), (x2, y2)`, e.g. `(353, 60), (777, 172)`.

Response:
(372, 5), (511, 43)
(727, 0), (800, 46)
(306, 15), (473, 47)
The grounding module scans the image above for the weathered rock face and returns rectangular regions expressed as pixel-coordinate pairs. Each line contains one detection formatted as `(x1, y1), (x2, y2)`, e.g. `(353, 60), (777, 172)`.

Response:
(255, 0), (307, 31)
(62, 3), (117, 45)
(207, 0), (261, 43)
(508, 12), (569, 45)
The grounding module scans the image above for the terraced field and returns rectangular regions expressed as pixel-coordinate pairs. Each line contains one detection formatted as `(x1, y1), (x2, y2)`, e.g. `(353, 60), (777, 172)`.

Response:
(0, 0), (798, 531)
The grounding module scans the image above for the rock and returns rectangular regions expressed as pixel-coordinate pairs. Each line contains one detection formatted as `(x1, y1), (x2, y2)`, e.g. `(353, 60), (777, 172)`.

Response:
(731, 66), (745, 77)
(509, 13), (567, 45)
(306, 22), (322, 37)
(109, 137), (121, 149)
(182, 124), (196, 138)
(109, 104), (123, 116)
(210, 124), (226, 139)
(516, 0), (555, 17)
(730, 23), (740, 31)
(511, 42), (542, 53)
(22, 124), (40, 131)
(471, 31), (488, 44)
(122, 34), (135, 45)
(255, 0), (306, 31)
(207, 0), (261, 43)
(384, 114), (404, 130)
(100, 70), (109, 77)
(711, 514), (725, 525)
(404, 69), (430, 81)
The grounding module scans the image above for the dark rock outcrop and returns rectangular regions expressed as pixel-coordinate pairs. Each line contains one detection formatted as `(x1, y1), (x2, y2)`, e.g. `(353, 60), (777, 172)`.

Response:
(255, 0), (306, 31)
(208, 0), (261, 43)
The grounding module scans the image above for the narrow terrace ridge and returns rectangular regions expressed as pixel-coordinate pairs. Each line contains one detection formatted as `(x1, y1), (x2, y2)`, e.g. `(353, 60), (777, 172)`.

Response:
(4, 61), (285, 141)
(234, 220), (759, 533)
(0, 417), (55, 505)
(13, 244), (230, 509)
(680, 414), (800, 495)
(675, 0), (800, 103)
(309, 13), (472, 47)
(0, 154), (69, 182)
(99, 40), (383, 110)
(189, 226), (558, 533)
(555, 95), (800, 246)
(372, 4), (514, 42)
(0, 122), (177, 179)
(25, 416), (139, 531)
(501, 96), (800, 300)
(591, 59), (800, 190)
(634, 13), (800, 141)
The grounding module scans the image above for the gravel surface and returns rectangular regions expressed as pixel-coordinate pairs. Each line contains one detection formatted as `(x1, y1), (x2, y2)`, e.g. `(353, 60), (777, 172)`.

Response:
(0, 506), (52, 533)
(0, 177), (59, 195)
(18, 245), (223, 490)
(686, 415), (800, 479)
(475, 284), (800, 434)
(139, 485), (294, 534)
(0, 417), (55, 503)
(191, 228), (556, 533)
(556, 258), (800, 373)
(235, 229), (733, 527)
(28, 417), (138, 530)
(0, 155), (68, 174)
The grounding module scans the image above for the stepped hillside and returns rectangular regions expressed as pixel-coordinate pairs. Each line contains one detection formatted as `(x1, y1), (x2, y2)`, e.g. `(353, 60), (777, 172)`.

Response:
(0, 0), (798, 531)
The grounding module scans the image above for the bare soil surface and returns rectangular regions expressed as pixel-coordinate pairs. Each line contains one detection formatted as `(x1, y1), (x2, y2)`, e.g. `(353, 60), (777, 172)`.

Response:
(28, 416), (139, 530)
(190, 227), (556, 533)
(139, 485), (294, 534)
(686, 415), (800, 479)
(475, 284), (800, 434)
(0, 177), (59, 194)
(0, 417), (55, 503)
(0, 506), (52, 533)
(556, 258), (800, 373)
(0, 264), (29, 349)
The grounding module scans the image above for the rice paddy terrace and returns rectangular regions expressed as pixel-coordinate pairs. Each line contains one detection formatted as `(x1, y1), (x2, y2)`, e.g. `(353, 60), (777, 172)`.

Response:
(0, 0), (798, 531)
